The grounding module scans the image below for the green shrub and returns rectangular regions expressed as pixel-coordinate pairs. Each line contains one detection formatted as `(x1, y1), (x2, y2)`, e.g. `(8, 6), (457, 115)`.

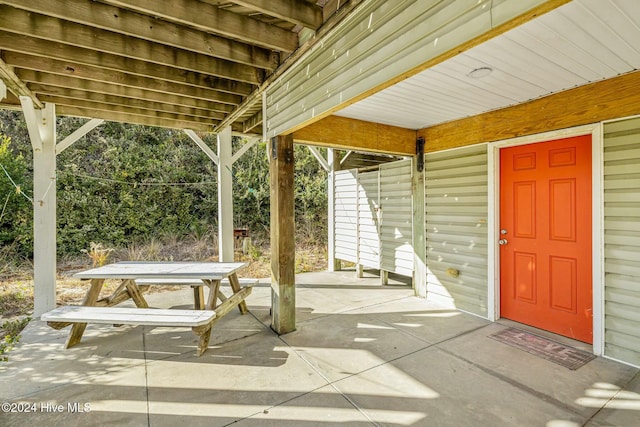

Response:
(1, 112), (329, 258)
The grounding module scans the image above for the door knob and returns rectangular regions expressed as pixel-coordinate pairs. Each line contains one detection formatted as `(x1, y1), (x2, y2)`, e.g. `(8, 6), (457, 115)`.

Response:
(498, 239), (508, 245)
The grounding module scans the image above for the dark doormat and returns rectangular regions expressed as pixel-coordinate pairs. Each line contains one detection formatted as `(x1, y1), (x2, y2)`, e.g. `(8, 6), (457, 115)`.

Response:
(489, 327), (596, 370)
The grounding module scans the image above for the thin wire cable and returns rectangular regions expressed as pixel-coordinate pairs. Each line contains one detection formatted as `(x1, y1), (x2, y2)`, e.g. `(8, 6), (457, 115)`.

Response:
(60, 171), (217, 187)
(0, 162), (34, 203)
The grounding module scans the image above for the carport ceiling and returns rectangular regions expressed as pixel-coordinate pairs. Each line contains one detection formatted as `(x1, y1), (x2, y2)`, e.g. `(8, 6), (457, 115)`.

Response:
(335, 0), (640, 130)
(0, 0), (344, 134)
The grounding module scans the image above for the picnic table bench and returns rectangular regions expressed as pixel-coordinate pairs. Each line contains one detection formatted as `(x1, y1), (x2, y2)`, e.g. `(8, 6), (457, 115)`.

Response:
(41, 261), (253, 356)
(42, 306), (217, 356)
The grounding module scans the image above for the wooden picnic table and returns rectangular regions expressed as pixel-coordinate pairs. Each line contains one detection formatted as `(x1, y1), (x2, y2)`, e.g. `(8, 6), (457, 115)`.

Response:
(42, 261), (252, 355)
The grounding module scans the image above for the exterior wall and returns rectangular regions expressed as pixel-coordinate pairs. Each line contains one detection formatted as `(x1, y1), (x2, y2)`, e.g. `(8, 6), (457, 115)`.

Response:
(333, 159), (414, 277)
(425, 144), (489, 317)
(357, 170), (381, 269)
(380, 159), (414, 277)
(603, 117), (640, 366)
(334, 169), (358, 263)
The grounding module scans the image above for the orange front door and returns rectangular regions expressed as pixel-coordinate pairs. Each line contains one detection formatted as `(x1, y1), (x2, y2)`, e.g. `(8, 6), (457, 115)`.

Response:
(500, 135), (593, 343)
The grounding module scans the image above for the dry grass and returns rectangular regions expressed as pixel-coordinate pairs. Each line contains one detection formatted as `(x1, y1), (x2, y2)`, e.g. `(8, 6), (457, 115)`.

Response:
(0, 236), (327, 341)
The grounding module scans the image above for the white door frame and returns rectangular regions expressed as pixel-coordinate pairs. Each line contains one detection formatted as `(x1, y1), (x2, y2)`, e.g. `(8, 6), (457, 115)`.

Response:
(487, 124), (603, 355)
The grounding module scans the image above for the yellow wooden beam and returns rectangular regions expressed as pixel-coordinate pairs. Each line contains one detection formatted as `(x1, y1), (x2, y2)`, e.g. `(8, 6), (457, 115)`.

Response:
(418, 71), (640, 152)
(293, 115), (416, 155)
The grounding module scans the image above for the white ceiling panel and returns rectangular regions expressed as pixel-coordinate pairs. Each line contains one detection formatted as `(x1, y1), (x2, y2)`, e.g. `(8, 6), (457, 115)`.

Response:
(335, 0), (640, 130)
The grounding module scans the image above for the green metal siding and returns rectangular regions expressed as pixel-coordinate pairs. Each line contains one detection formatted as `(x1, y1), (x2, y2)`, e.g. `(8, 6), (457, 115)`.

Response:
(358, 170), (380, 269)
(380, 159), (414, 276)
(335, 169), (358, 263)
(603, 117), (640, 366)
(425, 144), (488, 317)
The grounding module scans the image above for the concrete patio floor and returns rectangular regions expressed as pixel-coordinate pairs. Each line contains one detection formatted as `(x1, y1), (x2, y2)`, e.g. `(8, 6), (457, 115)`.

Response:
(1, 270), (639, 426)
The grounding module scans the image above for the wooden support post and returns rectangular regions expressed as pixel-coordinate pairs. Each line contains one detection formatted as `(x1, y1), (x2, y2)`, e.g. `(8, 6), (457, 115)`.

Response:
(217, 126), (234, 262)
(270, 134), (296, 334)
(412, 156), (427, 297)
(381, 270), (389, 286)
(327, 149), (341, 272)
(21, 98), (57, 317)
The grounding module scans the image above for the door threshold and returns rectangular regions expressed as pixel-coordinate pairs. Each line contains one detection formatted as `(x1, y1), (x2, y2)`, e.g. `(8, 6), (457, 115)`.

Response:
(496, 318), (593, 354)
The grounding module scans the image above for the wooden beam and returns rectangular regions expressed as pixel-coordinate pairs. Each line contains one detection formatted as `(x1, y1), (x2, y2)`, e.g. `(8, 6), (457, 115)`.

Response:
(1, 50), (254, 96)
(243, 111), (262, 133)
(13, 62), (242, 106)
(417, 70), (640, 152)
(269, 134), (296, 334)
(231, 136), (260, 165)
(0, 90), (21, 108)
(308, 146), (329, 172)
(293, 115), (415, 155)
(212, 0), (365, 133)
(101, 0), (298, 52)
(44, 96), (218, 127)
(56, 118), (104, 154)
(184, 130), (219, 166)
(0, 9), (264, 85)
(0, 0), (278, 71)
(27, 101), (57, 316)
(36, 91), (223, 121)
(24, 75), (235, 113)
(0, 56), (42, 107)
(55, 105), (213, 132)
(230, 0), (323, 29)
(20, 96), (44, 151)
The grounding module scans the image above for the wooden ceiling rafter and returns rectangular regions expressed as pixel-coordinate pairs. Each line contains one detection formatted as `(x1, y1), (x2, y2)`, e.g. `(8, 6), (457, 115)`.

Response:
(0, 35), (257, 94)
(228, 0), (324, 29)
(99, 0), (299, 53)
(0, 0), (349, 132)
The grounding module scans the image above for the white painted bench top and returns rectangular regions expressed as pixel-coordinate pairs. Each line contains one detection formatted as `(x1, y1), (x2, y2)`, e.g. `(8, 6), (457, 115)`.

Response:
(134, 277), (259, 286)
(42, 306), (216, 327)
(74, 261), (247, 280)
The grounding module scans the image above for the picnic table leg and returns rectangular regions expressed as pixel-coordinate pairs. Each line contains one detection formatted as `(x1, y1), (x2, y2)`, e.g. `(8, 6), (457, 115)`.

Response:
(204, 279), (221, 310)
(228, 273), (249, 314)
(124, 279), (149, 308)
(66, 278), (104, 348)
(192, 324), (213, 356)
(193, 286), (205, 310)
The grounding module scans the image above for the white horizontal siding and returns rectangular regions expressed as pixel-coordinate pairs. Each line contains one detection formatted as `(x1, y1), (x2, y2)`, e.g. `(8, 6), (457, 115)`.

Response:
(358, 170), (380, 269)
(603, 117), (640, 367)
(380, 159), (413, 276)
(425, 144), (489, 317)
(335, 169), (358, 263)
